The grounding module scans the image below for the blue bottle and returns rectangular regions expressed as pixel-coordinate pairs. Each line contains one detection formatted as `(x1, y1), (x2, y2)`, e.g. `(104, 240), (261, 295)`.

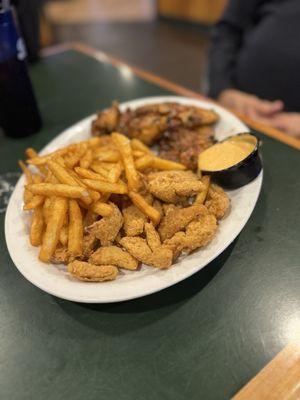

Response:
(0, 2), (42, 137)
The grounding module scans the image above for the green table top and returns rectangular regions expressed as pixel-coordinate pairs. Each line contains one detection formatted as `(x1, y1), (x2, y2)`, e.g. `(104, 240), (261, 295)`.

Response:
(1, 48), (299, 400)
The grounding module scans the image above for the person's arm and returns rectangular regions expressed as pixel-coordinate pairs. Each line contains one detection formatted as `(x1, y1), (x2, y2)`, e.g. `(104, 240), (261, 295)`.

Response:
(208, 0), (259, 98)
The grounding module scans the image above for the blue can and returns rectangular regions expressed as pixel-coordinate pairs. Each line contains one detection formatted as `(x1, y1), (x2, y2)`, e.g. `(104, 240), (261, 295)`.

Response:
(0, 5), (42, 137)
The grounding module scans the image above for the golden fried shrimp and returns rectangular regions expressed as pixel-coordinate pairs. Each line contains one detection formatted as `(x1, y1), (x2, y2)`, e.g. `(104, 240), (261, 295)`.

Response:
(122, 204), (146, 236)
(51, 246), (70, 264)
(68, 260), (118, 282)
(86, 203), (123, 246)
(164, 212), (217, 258)
(89, 246), (138, 270)
(205, 184), (230, 220)
(158, 204), (208, 241)
(144, 222), (161, 251)
(81, 234), (99, 260)
(120, 237), (173, 269)
(147, 170), (204, 203)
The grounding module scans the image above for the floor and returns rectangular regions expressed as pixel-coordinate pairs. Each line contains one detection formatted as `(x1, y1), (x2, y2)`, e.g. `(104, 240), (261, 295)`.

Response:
(44, 1), (211, 93)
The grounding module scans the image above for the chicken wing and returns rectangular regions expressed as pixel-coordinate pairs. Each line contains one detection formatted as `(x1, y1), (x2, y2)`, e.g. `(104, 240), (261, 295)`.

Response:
(147, 170), (204, 203)
(89, 246), (138, 270)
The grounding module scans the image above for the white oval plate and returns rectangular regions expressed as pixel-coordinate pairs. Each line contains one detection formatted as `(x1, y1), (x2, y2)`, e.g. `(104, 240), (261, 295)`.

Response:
(5, 96), (263, 303)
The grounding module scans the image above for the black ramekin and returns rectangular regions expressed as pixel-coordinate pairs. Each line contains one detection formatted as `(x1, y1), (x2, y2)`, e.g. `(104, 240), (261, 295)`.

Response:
(201, 133), (262, 189)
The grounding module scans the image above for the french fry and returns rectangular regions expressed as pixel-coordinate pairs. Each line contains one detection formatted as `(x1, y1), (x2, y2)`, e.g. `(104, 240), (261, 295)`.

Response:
(107, 162), (122, 183)
(93, 162), (118, 171)
(30, 205), (45, 246)
(39, 197), (68, 262)
(27, 148), (69, 165)
(26, 183), (90, 199)
(23, 195), (44, 210)
(150, 156), (186, 171)
(93, 149), (120, 162)
(47, 160), (79, 186)
(82, 179), (128, 194)
(18, 160), (33, 183)
(90, 163), (110, 177)
(64, 144), (88, 169)
(129, 191), (161, 225)
(131, 138), (151, 154)
(86, 137), (103, 147)
(23, 188), (34, 204)
(195, 176), (211, 204)
(59, 225), (68, 246)
(32, 174), (43, 183)
(111, 132), (140, 190)
(74, 167), (107, 181)
(67, 170), (101, 203)
(79, 148), (93, 169)
(134, 155), (153, 170)
(132, 150), (145, 158)
(25, 148), (48, 174)
(43, 197), (52, 224)
(68, 200), (83, 257)
(90, 201), (113, 217)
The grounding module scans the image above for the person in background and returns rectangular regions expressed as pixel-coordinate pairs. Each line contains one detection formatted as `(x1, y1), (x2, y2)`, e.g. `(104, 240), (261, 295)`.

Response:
(208, 0), (300, 138)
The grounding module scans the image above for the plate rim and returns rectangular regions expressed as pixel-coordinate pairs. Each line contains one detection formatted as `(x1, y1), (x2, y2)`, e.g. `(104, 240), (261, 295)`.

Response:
(5, 95), (263, 303)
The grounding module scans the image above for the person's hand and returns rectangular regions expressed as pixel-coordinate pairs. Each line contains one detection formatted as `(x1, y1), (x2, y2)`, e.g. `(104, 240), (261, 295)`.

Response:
(218, 89), (283, 119)
(269, 112), (300, 138)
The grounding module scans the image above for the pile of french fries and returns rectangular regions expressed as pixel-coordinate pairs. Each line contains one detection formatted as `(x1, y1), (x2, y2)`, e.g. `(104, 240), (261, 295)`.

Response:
(20, 132), (186, 277)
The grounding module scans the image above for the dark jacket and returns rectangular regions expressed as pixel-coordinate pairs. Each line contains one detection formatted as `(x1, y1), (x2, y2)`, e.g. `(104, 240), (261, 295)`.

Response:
(208, 0), (300, 111)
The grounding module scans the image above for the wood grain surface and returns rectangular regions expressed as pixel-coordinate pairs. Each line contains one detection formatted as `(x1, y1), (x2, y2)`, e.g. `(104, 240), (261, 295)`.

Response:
(233, 342), (300, 399)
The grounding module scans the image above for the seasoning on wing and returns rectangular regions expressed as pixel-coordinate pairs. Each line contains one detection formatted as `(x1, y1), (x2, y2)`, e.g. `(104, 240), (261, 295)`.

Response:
(158, 126), (214, 170)
(147, 170), (204, 203)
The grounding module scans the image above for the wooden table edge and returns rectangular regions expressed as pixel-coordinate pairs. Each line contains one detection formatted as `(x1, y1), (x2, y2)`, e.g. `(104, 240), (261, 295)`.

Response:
(41, 42), (300, 151)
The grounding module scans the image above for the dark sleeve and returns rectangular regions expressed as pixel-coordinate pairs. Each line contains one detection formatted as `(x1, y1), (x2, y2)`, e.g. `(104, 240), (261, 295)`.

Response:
(208, 0), (260, 98)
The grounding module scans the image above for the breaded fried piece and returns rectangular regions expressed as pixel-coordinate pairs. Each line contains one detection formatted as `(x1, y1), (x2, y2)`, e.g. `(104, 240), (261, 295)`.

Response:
(82, 234), (99, 260)
(162, 204), (178, 215)
(123, 204), (146, 236)
(127, 114), (168, 145)
(68, 260), (118, 282)
(51, 246), (70, 264)
(152, 199), (164, 219)
(86, 203), (123, 246)
(164, 212), (217, 258)
(158, 126), (214, 170)
(120, 237), (173, 269)
(147, 170), (204, 203)
(158, 204), (208, 241)
(144, 222), (161, 251)
(205, 184), (230, 220)
(92, 101), (120, 135)
(89, 246), (138, 270)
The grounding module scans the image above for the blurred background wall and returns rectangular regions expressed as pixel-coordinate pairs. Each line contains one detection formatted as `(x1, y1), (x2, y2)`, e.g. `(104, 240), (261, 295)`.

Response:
(38, 0), (228, 92)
